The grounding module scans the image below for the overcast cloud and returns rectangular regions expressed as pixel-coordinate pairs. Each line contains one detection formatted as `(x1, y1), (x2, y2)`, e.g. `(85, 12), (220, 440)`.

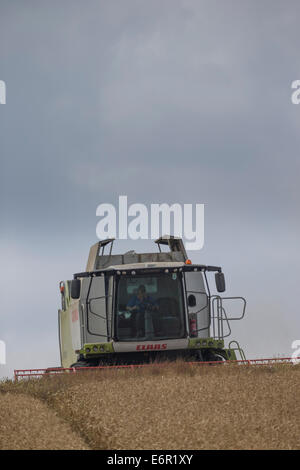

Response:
(1, 0), (300, 377)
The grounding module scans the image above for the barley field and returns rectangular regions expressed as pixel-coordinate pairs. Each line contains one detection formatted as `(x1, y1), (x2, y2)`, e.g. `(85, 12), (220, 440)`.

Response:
(0, 362), (299, 450)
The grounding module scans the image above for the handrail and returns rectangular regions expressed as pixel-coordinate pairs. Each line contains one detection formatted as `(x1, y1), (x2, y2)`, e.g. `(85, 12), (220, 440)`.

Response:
(211, 296), (246, 340)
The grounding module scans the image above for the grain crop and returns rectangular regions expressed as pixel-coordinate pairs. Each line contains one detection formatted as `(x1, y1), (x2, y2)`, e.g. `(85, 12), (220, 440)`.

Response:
(1, 362), (299, 450)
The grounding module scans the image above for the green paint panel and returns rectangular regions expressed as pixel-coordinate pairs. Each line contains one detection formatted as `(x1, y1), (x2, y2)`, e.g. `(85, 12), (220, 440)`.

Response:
(81, 342), (115, 356)
(188, 337), (224, 349)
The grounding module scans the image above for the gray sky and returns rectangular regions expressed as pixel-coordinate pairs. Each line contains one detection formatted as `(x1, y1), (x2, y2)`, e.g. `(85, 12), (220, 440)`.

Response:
(1, 0), (300, 377)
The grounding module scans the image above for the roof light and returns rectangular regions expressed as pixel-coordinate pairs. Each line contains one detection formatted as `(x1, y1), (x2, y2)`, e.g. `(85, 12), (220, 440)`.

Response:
(185, 259), (192, 265)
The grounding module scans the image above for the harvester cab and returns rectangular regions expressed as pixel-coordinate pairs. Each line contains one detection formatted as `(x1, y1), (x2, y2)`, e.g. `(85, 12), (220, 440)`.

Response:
(58, 236), (246, 368)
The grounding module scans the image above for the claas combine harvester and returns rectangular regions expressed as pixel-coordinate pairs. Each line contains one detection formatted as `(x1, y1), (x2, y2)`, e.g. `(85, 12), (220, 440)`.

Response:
(58, 236), (246, 368)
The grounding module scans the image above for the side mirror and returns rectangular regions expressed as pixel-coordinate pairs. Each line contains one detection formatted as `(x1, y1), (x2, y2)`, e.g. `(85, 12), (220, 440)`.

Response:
(187, 294), (196, 307)
(71, 279), (81, 299)
(215, 272), (226, 293)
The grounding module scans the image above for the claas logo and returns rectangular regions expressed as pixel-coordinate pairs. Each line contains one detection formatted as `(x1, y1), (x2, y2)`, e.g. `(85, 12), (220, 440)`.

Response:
(136, 344), (167, 351)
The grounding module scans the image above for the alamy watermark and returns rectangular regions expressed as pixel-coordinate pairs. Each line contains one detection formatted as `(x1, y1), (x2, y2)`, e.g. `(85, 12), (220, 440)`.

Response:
(96, 196), (204, 250)
(291, 340), (300, 365)
(0, 340), (6, 365)
(0, 80), (6, 104)
(291, 80), (300, 104)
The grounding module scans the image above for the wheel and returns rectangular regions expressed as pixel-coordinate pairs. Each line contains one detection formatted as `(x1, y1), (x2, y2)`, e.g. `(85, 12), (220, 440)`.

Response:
(198, 350), (226, 363)
(70, 361), (91, 368)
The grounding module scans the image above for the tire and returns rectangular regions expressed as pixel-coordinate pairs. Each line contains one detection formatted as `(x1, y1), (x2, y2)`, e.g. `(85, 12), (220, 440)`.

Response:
(200, 350), (226, 363)
(70, 361), (91, 368)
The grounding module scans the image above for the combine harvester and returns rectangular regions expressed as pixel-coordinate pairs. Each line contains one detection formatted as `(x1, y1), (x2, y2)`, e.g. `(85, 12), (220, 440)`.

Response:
(14, 236), (299, 380)
(57, 235), (246, 368)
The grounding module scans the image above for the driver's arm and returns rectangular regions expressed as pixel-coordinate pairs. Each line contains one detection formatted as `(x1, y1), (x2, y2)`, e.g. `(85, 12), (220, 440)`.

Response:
(127, 305), (138, 312)
(126, 296), (138, 312)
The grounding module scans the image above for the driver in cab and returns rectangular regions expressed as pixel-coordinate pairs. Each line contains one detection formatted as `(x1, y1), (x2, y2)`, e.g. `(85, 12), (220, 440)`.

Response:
(127, 285), (158, 313)
(127, 285), (158, 337)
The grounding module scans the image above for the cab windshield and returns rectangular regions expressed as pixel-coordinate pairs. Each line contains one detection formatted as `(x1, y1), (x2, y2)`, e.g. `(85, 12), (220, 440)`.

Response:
(115, 272), (185, 341)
